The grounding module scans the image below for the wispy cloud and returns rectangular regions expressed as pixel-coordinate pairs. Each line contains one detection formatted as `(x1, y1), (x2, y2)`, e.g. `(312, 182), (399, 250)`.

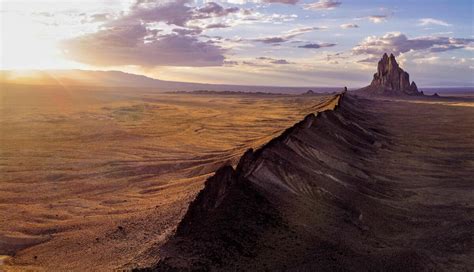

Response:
(285, 26), (326, 35)
(298, 42), (336, 49)
(304, 0), (342, 10)
(205, 23), (231, 29)
(368, 15), (387, 23)
(418, 18), (451, 27)
(252, 26), (325, 44)
(340, 23), (358, 29)
(263, 0), (299, 4)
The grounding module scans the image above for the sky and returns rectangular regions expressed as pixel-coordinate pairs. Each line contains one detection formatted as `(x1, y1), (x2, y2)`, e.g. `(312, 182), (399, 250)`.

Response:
(0, 0), (473, 87)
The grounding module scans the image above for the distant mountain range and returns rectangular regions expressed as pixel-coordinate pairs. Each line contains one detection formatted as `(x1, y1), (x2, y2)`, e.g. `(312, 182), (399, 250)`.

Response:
(1, 69), (471, 95)
(0, 69), (341, 94)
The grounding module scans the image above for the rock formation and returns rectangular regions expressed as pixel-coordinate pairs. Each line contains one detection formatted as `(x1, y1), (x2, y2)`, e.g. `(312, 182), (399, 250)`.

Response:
(136, 92), (473, 271)
(358, 53), (423, 96)
(139, 94), (432, 271)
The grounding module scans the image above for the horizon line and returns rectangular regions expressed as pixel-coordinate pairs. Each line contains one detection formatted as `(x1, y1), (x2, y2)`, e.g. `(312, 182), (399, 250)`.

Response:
(1, 69), (473, 90)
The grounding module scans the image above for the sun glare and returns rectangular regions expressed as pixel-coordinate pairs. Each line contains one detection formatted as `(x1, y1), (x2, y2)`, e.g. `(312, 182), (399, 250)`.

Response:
(0, 1), (92, 70)
(1, 12), (67, 69)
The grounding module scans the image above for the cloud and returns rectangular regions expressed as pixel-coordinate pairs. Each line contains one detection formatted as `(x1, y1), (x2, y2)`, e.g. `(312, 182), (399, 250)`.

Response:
(61, 24), (225, 67)
(325, 52), (348, 63)
(33, 11), (54, 17)
(252, 26), (324, 44)
(91, 13), (109, 22)
(418, 18), (451, 27)
(242, 61), (269, 67)
(256, 57), (292, 64)
(271, 59), (291, 64)
(172, 27), (203, 35)
(368, 15), (387, 23)
(298, 42), (336, 49)
(60, 0), (252, 67)
(195, 2), (240, 18)
(117, 0), (193, 27)
(114, 0), (241, 27)
(256, 57), (272, 60)
(340, 23), (358, 29)
(223, 60), (239, 66)
(304, 0), (342, 10)
(263, 0), (299, 4)
(356, 56), (381, 63)
(285, 26), (326, 35)
(205, 23), (231, 29)
(352, 32), (474, 57)
(227, 10), (297, 25)
(223, 0), (298, 4)
(253, 37), (288, 44)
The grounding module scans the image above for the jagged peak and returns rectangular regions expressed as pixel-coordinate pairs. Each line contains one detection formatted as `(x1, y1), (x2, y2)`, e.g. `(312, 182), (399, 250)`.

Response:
(359, 53), (423, 96)
(409, 81), (419, 93)
(388, 53), (399, 69)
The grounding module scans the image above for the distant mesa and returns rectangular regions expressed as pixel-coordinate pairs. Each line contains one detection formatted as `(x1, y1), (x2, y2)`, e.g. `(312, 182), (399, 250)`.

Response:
(303, 87), (347, 96)
(357, 53), (423, 96)
(178, 90), (284, 95)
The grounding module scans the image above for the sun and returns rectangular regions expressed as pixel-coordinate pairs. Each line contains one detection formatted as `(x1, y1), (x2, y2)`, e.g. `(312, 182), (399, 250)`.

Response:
(0, 2), (83, 70)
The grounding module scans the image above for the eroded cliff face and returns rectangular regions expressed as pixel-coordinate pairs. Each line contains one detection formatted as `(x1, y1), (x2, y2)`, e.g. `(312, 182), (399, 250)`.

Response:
(139, 94), (431, 271)
(359, 53), (423, 96)
(137, 93), (473, 272)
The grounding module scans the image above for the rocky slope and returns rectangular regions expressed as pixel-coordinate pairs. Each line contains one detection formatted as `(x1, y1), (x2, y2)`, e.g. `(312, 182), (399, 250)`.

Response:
(137, 93), (473, 271)
(358, 53), (423, 96)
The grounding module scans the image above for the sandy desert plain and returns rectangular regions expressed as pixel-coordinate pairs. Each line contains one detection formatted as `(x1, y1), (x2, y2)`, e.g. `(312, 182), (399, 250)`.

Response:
(1, 81), (474, 271)
(0, 83), (340, 271)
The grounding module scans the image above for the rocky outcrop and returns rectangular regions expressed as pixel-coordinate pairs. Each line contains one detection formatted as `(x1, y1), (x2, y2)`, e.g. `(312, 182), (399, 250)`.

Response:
(358, 53), (423, 96)
(138, 94), (436, 271)
(134, 91), (474, 271)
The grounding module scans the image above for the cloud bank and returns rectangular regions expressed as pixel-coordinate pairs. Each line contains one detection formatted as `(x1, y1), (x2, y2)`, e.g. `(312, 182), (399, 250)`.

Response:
(353, 32), (473, 57)
(62, 0), (250, 67)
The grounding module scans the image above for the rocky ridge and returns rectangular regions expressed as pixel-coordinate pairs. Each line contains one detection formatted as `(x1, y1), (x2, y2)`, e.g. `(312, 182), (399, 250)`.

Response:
(137, 93), (437, 271)
(136, 91), (473, 271)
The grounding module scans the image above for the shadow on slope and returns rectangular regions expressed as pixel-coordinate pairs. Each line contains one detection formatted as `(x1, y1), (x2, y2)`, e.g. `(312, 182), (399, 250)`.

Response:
(138, 94), (447, 271)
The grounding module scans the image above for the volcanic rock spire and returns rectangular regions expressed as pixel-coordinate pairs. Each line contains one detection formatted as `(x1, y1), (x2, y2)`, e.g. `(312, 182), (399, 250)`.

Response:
(359, 53), (423, 96)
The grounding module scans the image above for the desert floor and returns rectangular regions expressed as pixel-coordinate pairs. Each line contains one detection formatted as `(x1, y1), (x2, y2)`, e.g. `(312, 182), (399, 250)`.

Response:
(0, 84), (337, 271)
(1, 85), (473, 271)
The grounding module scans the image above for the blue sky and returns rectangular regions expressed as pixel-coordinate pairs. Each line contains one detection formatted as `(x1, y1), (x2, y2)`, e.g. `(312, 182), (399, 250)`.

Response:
(1, 0), (473, 87)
